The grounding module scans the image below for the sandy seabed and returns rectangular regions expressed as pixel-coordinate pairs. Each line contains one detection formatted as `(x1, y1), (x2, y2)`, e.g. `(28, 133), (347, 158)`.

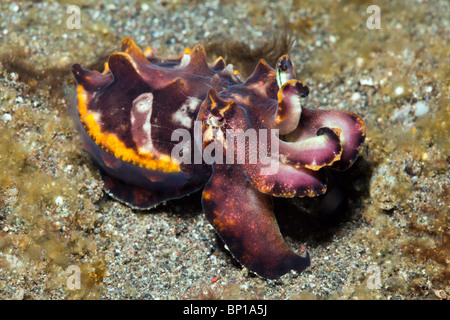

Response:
(0, 0), (448, 300)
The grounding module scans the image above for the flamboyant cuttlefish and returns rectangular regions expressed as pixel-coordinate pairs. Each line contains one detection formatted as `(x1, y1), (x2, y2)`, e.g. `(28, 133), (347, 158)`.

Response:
(71, 37), (365, 279)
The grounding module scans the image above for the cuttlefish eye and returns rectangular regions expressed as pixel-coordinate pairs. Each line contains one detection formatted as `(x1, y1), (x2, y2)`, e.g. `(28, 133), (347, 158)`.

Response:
(208, 115), (225, 127)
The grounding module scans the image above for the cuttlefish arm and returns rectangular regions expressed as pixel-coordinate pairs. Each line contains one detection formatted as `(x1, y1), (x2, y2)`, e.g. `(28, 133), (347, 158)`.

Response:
(285, 108), (366, 170)
(249, 62), (344, 171)
(201, 164), (310, 279)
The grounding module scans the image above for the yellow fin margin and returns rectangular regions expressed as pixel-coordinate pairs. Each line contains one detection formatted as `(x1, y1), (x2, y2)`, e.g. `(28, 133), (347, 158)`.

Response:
(76, 85), (181, 173)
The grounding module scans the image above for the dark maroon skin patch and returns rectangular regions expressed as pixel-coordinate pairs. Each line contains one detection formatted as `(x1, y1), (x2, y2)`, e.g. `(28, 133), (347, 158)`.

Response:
(72, 37), (365, 279)
(202, 165), (310, 279)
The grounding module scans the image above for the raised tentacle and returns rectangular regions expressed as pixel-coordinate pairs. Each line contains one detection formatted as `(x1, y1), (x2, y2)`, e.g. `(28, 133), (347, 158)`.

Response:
(278, 127), (343, 170)
(275, 54), (297, 88)
(285, 108), (366, 170)
(273, 79), (309, 134)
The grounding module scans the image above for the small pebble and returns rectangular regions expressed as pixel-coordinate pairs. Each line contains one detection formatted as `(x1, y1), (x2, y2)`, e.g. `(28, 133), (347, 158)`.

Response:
(360, 78), (374, 86)
(413, 101), (429, 117)
(351, 92), (361, 102)
(395, 86), (404, 96)
(2, 113), (12, 122)
(55, 196), (64, 206)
